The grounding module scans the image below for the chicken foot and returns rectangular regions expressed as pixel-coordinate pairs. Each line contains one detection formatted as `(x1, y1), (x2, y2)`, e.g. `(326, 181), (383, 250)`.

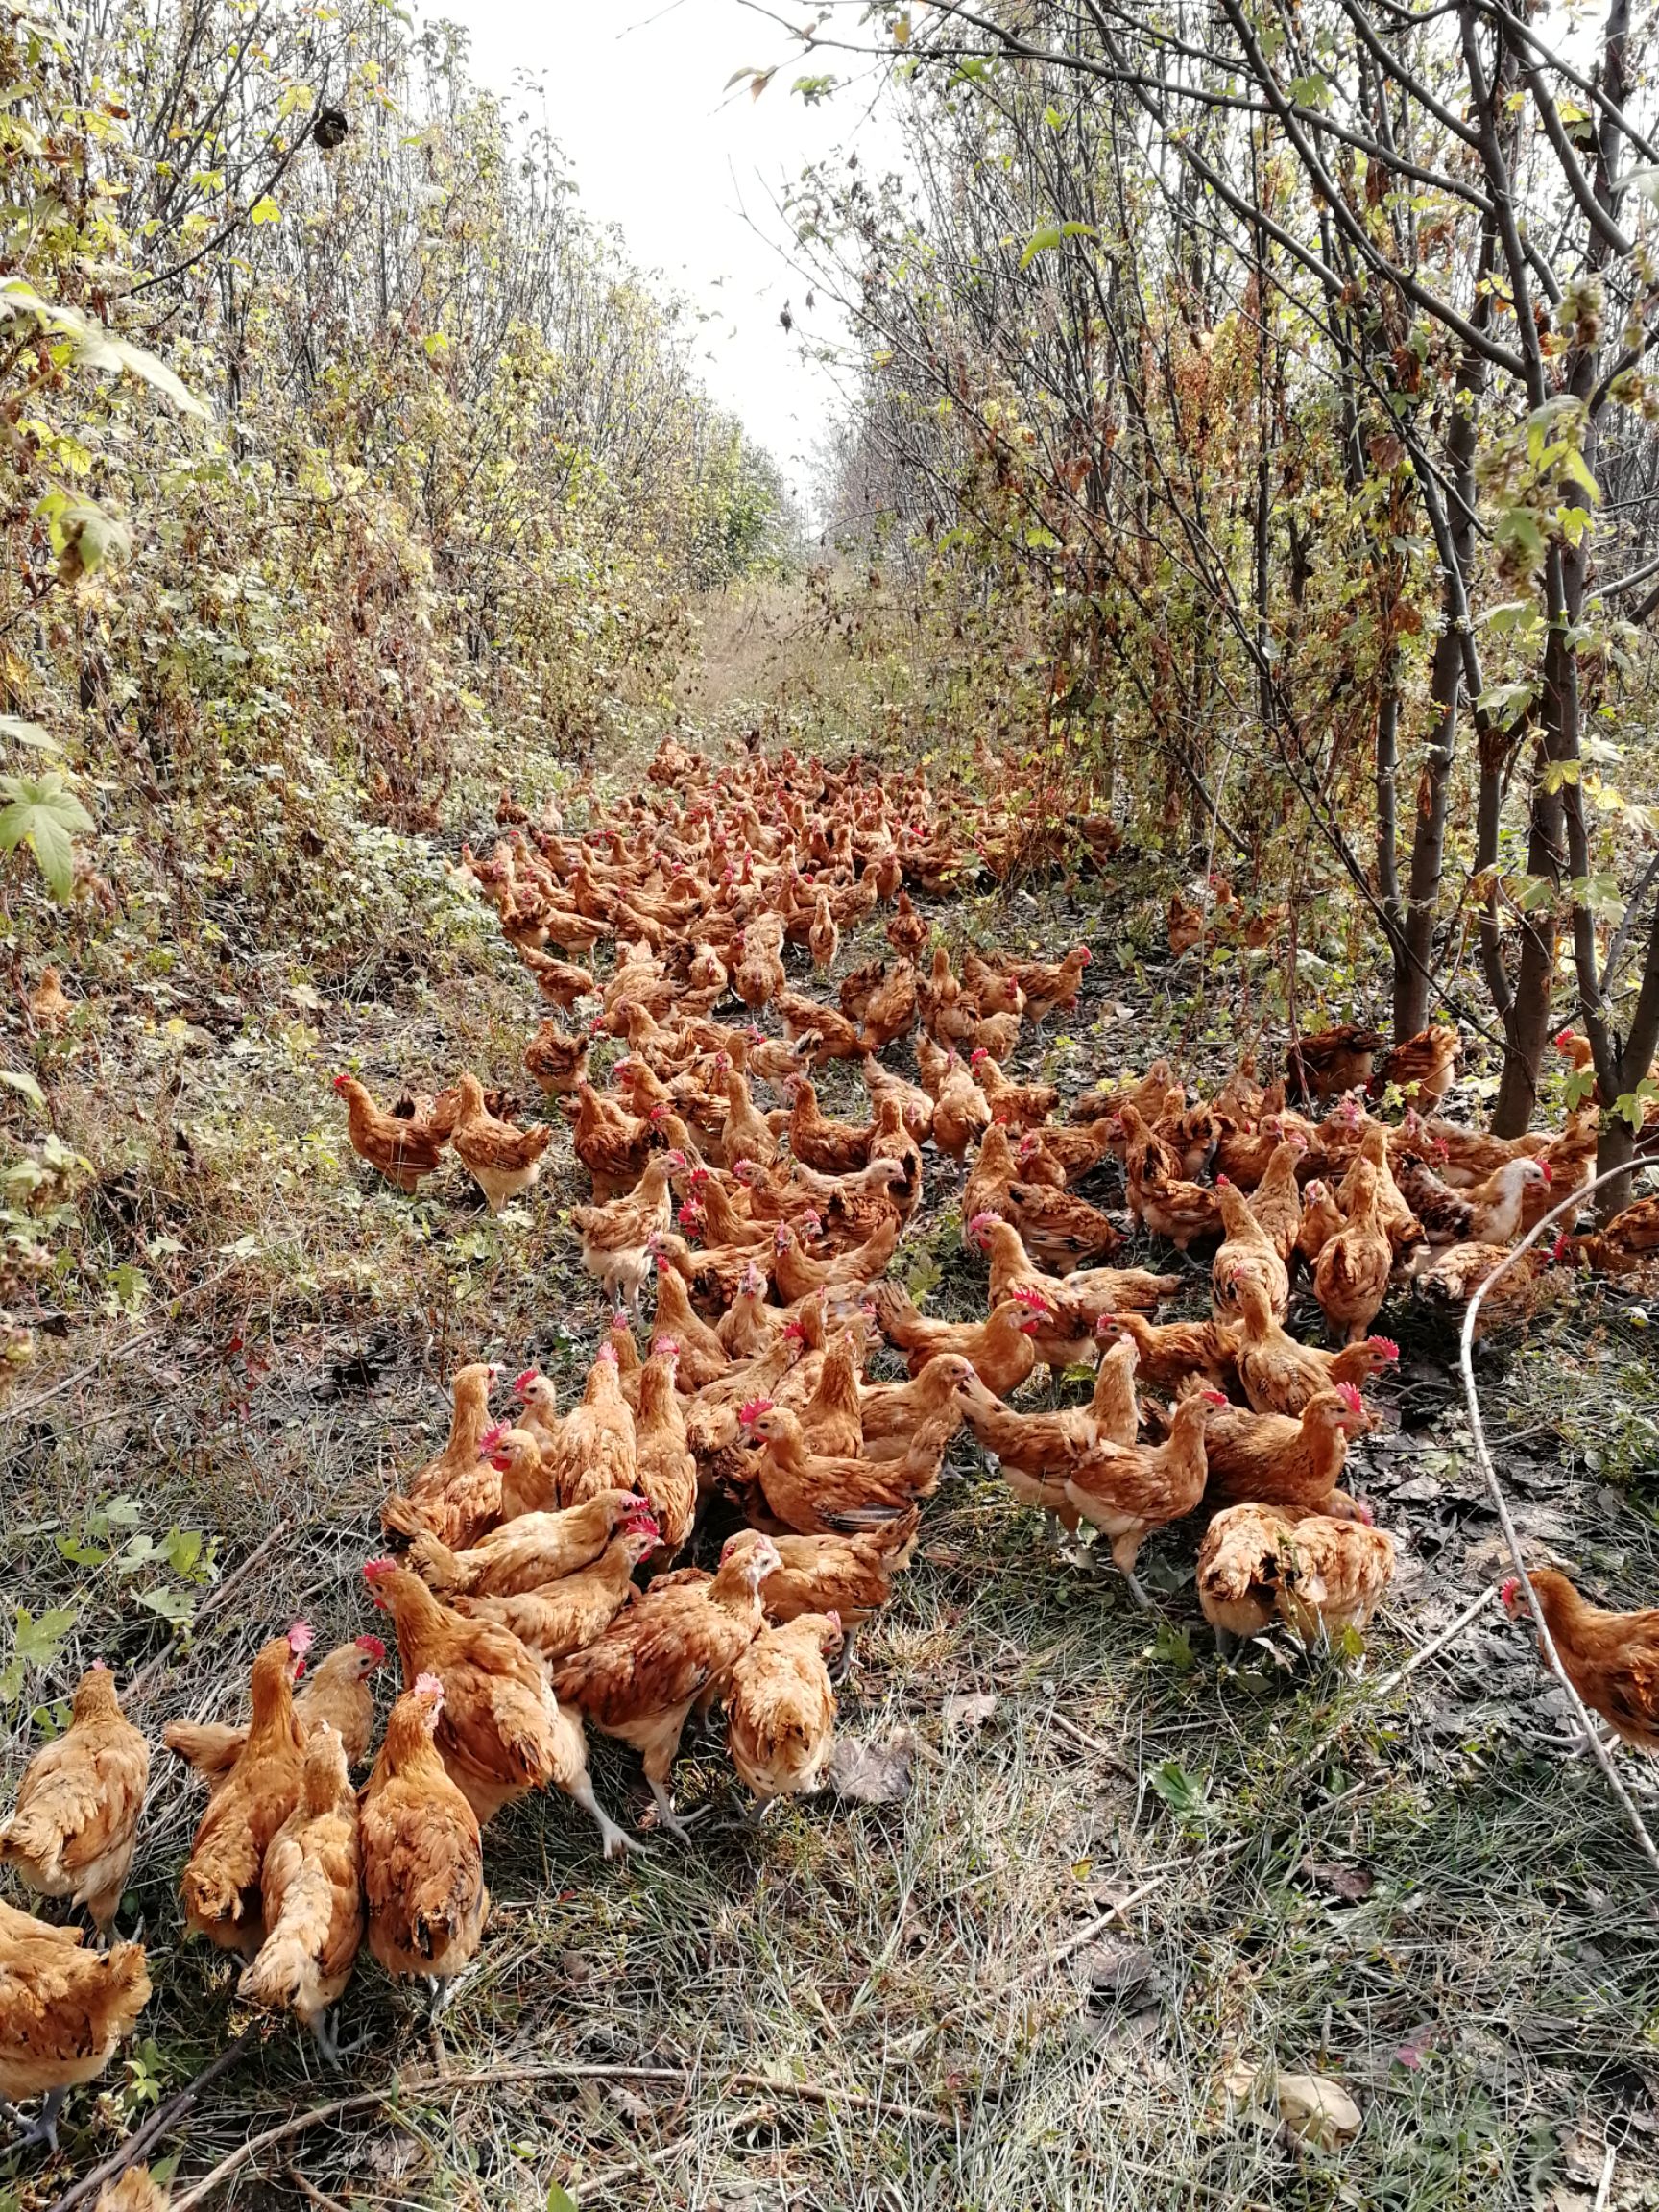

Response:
(7, 2085), (66, 2155)
(563, 1770), (642, 1861)
(311, 2007), (345, 2071)
(1109, 1533), (1155, 1612)
(646, 1770), (708, 1846)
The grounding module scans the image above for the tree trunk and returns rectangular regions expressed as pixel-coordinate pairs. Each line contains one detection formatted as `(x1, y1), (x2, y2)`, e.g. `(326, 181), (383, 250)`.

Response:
(1394, 362), (1487, 1042)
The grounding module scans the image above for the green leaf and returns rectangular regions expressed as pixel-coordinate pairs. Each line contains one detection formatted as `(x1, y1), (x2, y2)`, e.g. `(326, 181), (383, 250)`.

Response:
(11, 1604), (79, 1670)
(1476, 679), (1537, 731)
(72, 327), (208, 419)
(1612, 1076), (1659, 1131)
(1149, 1759), (1211, 1820)
(0, 714), (58, 751)
(247, 194), (281, 225)
(1019, 224), (1064, 269)
(1560, 447), (1600, 503)
(135, 1585), (198, 1627)
(0, 770), (93, 900)
(162, 1527), (204, 1576)
(0, 1069), (45, 1112)
(55, 1531), (108, 1567)
(547, 2189), (579, 2212)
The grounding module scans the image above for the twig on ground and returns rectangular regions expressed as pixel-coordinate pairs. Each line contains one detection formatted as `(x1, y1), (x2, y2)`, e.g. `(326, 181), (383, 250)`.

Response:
(45, 2025), (261, 2212)
(172, 2091), (379, 2212)
(1460, 1165), (1659, 1877)
(1593, 2141), (1617, 2212)
(1048, 1706), (1135, 1773)
(125, 1518), (298, 1710)
(284, 2168), (352, 2212)
(10, 1263), (245, 1422)
(167, 2057), (955, 2210)
(1051, 1871), (1172, 1964)
(1049, 1580), (1503, 1964)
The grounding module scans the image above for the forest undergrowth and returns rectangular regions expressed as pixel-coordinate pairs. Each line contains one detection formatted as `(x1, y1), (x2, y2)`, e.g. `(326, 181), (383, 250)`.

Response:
(5, 592), (1659, 2212)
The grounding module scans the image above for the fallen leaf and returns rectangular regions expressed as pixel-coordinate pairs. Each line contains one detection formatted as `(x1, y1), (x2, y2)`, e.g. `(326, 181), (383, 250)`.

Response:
(941, 1690), (998, 1730)
(1297, 1856), (1376, 1902)
(1077, 1938), (1158, 2001)
(828, 1732), (914, 1805)
(1222, 2055), (1260, 2101)
(1275, 2072), (1363, 2147)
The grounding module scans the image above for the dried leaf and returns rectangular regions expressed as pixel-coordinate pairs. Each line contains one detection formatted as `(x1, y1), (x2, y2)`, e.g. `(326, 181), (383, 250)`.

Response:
(827, 1732), (914, 1805)
(941, 1690), (998, 1731)
(1275, 2072), (1363, 2147)
(1077, 1938), (1158, 2000)
(1222, 2055), (1260, 2101)
(1297, 1856), (1376, 1902)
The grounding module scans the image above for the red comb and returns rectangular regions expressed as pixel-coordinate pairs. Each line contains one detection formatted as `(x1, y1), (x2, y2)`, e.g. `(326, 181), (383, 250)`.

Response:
(414, 1671), (445, 1700)
(653, 1336), (680, 1357)
(513, 1368), (540, 1395)
(738, 1397), (774, 1427)
(363, 1557), (397, 1581)
(1336, 1382), (1363, 1413)
(355, 1633), (387, 1663)
(479, 1421), (507, 1451)
(287, 1621), (314, 1657)
(1367, 1336), (1400, 1359)
(1008, 1286), (1052, 1311)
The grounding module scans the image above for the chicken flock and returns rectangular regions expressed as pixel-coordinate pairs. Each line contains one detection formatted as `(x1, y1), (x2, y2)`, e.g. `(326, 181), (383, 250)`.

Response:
(7, 733), (1659, 2167)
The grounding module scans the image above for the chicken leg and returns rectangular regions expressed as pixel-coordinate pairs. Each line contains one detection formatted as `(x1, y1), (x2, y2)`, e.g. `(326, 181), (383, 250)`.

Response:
(1109, 1534), (1155, 1611)
(564, 1770), (642, 1861)
(647, 1774), (706, 1845)
(829, 1624), (860, 1687)
(9, 2086), (66, 2154)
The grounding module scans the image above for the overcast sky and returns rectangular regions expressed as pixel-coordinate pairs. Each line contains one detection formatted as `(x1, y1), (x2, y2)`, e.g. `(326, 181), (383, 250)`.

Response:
(435, 0), (907, 508)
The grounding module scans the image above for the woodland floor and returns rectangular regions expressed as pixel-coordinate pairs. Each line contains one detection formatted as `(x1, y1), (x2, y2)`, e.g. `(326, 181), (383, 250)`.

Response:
(7, 717), (1659, 2212)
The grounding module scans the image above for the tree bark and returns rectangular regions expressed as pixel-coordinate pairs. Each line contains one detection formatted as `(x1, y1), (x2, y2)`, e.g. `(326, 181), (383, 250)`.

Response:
(1491, 737), (1562, 1135)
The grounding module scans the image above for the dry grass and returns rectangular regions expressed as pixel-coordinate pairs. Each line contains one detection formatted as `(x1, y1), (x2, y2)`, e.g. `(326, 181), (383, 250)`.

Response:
(6, 706), (1659, 2212)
